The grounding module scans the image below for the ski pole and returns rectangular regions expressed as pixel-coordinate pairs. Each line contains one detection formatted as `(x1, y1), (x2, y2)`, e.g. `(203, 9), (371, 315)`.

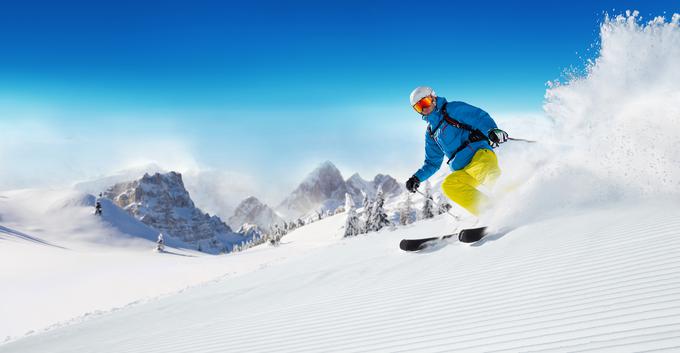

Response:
(415, 189), (460, 221)
(508, 137), (537, 143)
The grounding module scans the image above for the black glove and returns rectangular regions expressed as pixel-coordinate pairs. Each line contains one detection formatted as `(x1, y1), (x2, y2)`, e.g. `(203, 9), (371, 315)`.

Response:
(406, 175), (420, 193)
(488, 128), (509, 147)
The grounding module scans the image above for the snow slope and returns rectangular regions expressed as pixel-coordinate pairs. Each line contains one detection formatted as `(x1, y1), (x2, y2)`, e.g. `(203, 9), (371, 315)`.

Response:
(2, 201), (680, 352)
(0, 188), (231, 340)
(0, 188), (348, 343)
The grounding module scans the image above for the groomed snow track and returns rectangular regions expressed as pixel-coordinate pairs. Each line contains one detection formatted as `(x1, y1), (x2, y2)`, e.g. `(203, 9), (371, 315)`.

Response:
(2, 203), (680, 352)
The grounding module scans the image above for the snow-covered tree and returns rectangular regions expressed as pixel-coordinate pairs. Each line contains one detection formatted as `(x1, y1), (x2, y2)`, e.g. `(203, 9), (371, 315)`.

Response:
(345, 192), (355, 210)
(156, 233), (165, 252)
(436, 194), (452, 215)
(369, 186), (390, 232)
(344, 193), (361, 237)
(399, 193), (415, 226)
(361, 192), (373, 233)
(421, 181), (435, 219)
(94, 194), (102, 216)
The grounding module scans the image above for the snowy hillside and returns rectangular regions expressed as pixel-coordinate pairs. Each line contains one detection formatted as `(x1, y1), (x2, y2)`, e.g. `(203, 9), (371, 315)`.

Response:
(2, 201), (680, 352)
(0, 187), (228, 340)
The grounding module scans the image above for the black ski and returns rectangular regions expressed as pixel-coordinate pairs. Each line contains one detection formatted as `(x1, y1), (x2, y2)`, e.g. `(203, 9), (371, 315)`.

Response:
(399, 227), (487, 252)
(399, 233), (456, 251)
(458, 226), (487, 243)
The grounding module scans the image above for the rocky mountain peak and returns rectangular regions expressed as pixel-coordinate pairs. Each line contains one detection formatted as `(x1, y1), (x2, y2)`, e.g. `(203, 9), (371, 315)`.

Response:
(276, 161), (349, 219)
(277, 161), (406, 220)
(104, 172), (243, 252)
(228, 196), (283, 230)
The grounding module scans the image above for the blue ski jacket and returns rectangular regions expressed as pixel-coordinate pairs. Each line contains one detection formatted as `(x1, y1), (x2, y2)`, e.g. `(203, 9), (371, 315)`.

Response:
(414, 97), (498, 182)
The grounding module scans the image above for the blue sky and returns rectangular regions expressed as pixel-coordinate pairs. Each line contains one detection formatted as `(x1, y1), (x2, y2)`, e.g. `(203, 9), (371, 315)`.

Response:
(0, 0), (678, 201)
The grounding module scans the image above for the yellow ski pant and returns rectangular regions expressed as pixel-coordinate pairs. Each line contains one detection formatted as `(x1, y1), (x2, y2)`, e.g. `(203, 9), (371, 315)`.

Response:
(442, 149), (501, 216)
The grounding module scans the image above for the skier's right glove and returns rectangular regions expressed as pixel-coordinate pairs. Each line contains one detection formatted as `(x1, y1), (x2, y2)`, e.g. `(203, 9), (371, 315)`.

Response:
(406, 175), (420, 193)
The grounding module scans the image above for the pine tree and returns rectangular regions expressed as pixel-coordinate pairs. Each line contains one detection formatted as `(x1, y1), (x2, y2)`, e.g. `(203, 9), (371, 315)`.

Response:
(361, 192), (372, 233)
(436, 194), (452, 215)
(369, 186), (390, 232)
(421, 181), (435, 219)
(343, 193), (361, 237)
(94, 194), (103, 216)
(399, 193), (414, 225)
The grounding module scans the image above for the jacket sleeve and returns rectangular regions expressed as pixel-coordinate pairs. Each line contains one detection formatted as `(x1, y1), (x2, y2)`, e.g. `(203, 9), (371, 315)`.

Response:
(454, 102), (498, 134)
(414, 130), (444, 182)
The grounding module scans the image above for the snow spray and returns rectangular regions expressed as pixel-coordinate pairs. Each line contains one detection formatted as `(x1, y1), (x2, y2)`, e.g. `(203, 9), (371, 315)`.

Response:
(488, 11), (680, 228)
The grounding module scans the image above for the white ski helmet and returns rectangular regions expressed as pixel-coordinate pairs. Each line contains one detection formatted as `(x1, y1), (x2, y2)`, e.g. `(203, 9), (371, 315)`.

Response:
(409, 86), (436, 106)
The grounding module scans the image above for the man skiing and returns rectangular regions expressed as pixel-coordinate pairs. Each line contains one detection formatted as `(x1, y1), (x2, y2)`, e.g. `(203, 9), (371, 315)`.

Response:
(405, 86), (508, 218)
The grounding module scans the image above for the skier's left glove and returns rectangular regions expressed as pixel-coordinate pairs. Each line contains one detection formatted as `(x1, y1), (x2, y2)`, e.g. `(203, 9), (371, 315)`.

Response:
(488, 128), (509, 147)
(406, 175), (420, 193)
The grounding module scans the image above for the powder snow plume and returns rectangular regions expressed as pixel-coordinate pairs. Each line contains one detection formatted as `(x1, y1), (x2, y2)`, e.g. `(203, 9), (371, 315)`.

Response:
(488, 11), (680, 228)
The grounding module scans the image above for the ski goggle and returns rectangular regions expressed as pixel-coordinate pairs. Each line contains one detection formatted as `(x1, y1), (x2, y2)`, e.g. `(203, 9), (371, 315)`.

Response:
(412, 96), (435, 114)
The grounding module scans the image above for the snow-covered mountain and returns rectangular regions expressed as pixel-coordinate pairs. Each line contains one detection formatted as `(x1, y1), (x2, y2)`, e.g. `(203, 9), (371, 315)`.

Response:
(104, 172), (245, 253)
(276, 161), (348, 219)
(227, 196), (284, 230)
(276, 161), (406, 220)
(345, 172), (403, 204)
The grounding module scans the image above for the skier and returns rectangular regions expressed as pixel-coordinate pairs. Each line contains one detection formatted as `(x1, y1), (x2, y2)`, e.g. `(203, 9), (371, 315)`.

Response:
(405, 86), (508, 219)
(156, 233), (165, 252)
(94, 200), (102, 216)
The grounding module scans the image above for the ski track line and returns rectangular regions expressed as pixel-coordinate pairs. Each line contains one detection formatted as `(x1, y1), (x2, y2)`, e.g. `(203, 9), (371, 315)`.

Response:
(250, 300), (680, 353)
(426, 328), (680, 353)
(489, 326), (680, 353)
(77, 230), (676, 352)
(383, 312), (680, 353)
(5, 212), (680, 353)
(164, 250), (680, 337)
(129, 262), (680, 352)
(109, 280), (680, 353)
(535, 332), (680, 353)
(199, 242), (680, 350)
(197, 312), (680, 353)
(219, 300), (680, 353)
(639, 344), (680, 353)
(277, 289), (680, 353)
(116, 249), (680, 353)
(115, 238), (680, 350)
(221, 270), (680, 338)
(206, 266), (680, 349)
(46, 256), (680, 352)
(242, 235), (680, 317)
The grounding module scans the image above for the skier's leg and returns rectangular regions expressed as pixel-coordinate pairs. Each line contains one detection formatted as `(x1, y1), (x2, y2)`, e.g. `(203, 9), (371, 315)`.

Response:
(441, 149), (501, 216)
(442, 170), (484, 216)
(464, 149), (501, 187)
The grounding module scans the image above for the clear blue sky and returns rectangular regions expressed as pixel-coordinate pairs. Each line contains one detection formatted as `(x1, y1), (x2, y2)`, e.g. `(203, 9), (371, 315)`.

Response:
(0, 0), (677, 197)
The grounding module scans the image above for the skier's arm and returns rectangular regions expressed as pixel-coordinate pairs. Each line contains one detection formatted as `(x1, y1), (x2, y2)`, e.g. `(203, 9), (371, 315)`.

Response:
(414, 131), (444, 182)
(454, 102), (498, 134)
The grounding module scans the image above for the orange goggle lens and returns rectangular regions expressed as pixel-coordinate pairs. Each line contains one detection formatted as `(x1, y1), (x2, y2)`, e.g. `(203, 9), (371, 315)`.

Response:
(413, 96), (434, 114)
